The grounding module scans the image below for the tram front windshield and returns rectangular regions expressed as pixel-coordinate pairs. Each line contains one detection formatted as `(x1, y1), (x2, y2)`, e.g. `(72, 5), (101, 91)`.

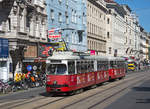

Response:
(47, 64), (67, 75)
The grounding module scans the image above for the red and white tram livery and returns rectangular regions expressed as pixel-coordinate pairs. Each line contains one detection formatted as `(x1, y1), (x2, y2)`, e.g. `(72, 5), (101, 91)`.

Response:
(46, 52), (126, 94)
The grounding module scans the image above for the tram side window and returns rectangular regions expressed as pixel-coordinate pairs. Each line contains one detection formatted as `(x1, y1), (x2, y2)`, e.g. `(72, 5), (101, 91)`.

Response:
(105, 61), (109, 70)
(119, 61), (122, 68)
(114, 61), (117, 68)
(81, 61), (88, 73)
(88, 61), (94, 72)
(97, 61), (101, 71)
(97, 61), (104, 71)
(120, 61), (125, 68)
(77, 61), (81, 74)
(68, 61), (75, 74)
(110, 61), (113, 68)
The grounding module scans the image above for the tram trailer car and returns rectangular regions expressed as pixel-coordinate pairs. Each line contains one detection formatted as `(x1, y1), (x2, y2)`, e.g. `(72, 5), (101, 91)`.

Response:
(108, 57), (126, 80)
(46, 52), (126, 94)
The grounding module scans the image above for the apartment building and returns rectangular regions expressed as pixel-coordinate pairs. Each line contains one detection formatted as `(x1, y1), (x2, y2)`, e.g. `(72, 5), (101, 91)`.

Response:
(87, 0), (107, 56)
(46, 0), (87, 52)
(105, 0), (126, 57)
(0, 0), (47, 77)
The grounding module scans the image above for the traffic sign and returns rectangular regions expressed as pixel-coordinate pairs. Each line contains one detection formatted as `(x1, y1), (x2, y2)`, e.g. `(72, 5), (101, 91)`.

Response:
(33, 65), (37, 70)
(27, 65), (32, 71)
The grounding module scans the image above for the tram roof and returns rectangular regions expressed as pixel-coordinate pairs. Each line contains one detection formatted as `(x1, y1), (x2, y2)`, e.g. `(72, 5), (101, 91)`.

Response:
(107, 57), (125, 61)
(46, 52), (108, 61)
(47, 51), (81, 60)
(84, 55), (108, 61)
(46, 52), (125, 61)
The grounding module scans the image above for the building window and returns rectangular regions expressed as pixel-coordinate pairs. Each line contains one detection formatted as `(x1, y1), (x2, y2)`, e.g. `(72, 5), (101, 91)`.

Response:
(109, 47), (111, 54)
(8, 18), (11, 31)
(107, 18), (110, 24)
(58, 0), (62, 4)
(50, 9), (54, 20)
(72, 32), (74, 43)
(66, 34), (69, 42)
(78, 31), (83, 43)
(107, 32), (110, 38)
(75, 11), (77, 23)
(82, 12), (85, 25)
(58, 12), (62, 23)
(66, 16), (69, 24)
(26, 17), (30, 30)
(66, 0), (68, 6)
(65, 11), (69, 24)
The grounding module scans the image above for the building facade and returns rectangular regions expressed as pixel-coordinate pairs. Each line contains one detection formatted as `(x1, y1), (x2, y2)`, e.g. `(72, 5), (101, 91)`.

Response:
(105, 0), (144, 60)
(105, 0), (126, 57)
(0, 0), (47, 78)
(46, 0), (87, 52)
(87, 0), (107, 56)
(139, 27), (149, 61)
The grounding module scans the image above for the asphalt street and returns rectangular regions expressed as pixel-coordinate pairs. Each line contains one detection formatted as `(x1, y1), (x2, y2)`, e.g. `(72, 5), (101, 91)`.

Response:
(105, 75), (150, 109)
(0, 70), (150, 109)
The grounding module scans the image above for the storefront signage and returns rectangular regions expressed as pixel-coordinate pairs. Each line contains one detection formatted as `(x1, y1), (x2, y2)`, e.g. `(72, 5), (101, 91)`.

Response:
(90, 50), (95, 55)
(39, 44), (53, 58)
(48, 28), (61, 40)
(49, 35), (61, 39)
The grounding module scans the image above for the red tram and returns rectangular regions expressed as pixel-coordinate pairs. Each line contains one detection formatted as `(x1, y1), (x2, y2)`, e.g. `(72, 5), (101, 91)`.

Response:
(46, 52), (126, 94)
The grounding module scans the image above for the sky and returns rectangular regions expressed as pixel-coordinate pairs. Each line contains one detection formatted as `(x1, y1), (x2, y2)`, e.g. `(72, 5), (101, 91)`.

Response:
(115, 0), (150, 32)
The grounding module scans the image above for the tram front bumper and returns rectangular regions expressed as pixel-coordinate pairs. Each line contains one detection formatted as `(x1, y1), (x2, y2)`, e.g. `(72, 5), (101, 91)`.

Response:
(46, 84), (69, 92)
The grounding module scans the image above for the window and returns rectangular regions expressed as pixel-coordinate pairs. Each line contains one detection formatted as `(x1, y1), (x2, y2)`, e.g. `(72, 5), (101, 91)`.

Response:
(8, 18), (11, 31)
(58, 0), (62, 4)
(88, 61), (94, 72)
(65, 11), (69, 24)
(82, 12), (85, 25)
(78, 31), (83, 43)
(66, 34), (69, 42)
(97, 61), (108, 71)
(68, 61), (75, 74)
(0, 61), (7, 67)
(75, 11), (77, 23)
(72, 32), (74, 43)
(77, 61), (81, 73)
(50, 9), (54, 20)
(58, 12), (62, 22)
(107, 18), (110, 24)
(107, 32), (110, 38)
(46, 64), (67, 75)
(66, 16), (69, 24)
(66, 0), (68, 6)
(71, 9), (74, 23)
(109, 47), (111, 54)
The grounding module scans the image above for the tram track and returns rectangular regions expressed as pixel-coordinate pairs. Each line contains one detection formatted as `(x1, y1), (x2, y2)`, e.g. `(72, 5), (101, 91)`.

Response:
(1, 70), (149, 109)
(87, 76), (149, 109)
(59, 72), (149, 109)
(32, 71), (149, 109)
(0, 96), (47, 109)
